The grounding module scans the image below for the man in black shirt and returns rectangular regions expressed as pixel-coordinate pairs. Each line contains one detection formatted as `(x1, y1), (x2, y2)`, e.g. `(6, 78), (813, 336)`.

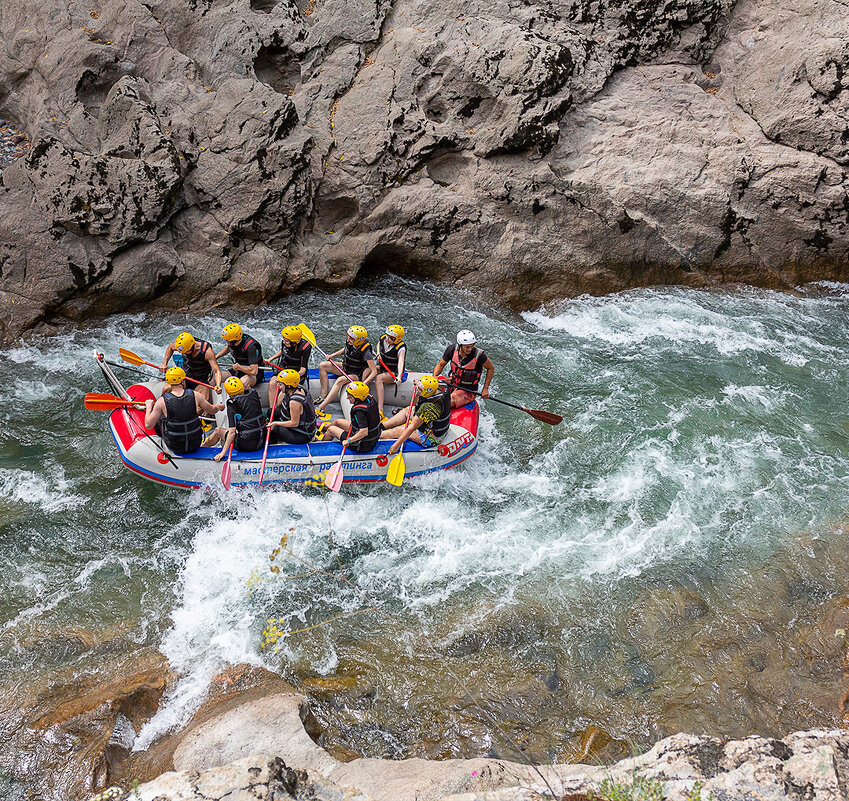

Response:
(216, 323), (265, 389)
(432, 329), (494, 408)
(267, 325), (312, 406)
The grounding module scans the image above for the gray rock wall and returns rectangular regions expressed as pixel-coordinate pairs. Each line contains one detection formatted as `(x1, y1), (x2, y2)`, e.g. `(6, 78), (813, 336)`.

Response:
(1, 0), (847, 339)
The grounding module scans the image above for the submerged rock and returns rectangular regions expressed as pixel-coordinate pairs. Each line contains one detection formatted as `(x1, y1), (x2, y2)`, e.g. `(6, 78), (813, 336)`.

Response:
(1, 0), (848, 340)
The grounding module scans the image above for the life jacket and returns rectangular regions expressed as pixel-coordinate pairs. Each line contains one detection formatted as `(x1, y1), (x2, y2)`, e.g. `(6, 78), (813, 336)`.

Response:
(449, 345), (484, 392)
(349, 395), (381, 448)
(227, 389), (266, 442)
(163, 389), (203, 442)
(378, 334), (406, 376)
(230, 335), (264, 367)
(181, 340), (213, 379)
(281, 339), (311, 373)
(342, 341), (372, 378)
(276, 386), (317, 437)
(416, 390), (451, 440)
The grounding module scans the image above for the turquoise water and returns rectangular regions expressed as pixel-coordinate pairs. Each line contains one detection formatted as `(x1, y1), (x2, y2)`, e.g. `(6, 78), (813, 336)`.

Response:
(2, 278), (849, 778)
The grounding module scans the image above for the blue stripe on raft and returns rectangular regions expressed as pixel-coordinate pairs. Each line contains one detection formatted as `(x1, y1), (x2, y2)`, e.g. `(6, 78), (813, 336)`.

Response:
(110, 421), (477, 488)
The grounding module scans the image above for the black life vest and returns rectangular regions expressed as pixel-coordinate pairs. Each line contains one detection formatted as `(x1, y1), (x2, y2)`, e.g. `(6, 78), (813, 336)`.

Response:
(342, 341), (372, 378)
(230, 335), (264, 367)
(181, 340), (213, 379)
(449, 346), (484, 392)
(228, 389), (266, 441)
(163, 389), (203, 441)
(277, 386), (317, 436)
(416, 390), (451, 439)
(281, 339), (311, 372)
(349, 395), (381, 447)
(378, 334), (406, 376)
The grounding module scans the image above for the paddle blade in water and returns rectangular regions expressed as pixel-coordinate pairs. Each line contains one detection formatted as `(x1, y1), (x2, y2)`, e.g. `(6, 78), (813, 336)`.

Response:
(298, 323), (317, 347)
(386, 452), (405, 486)
(525, 408), (563, 425)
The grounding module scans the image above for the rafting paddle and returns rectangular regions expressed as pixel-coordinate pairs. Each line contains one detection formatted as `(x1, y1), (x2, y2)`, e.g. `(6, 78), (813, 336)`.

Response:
(258, 384), (280, 486)
(84, 392), (145, 411)
(220, 413), (242, 490)
(298, 323), (355, 382)
(324, 439), (348, 492)
(120, 347), (217, 391)
(443, 382), (562, 425)
(386, 387), (418, 487)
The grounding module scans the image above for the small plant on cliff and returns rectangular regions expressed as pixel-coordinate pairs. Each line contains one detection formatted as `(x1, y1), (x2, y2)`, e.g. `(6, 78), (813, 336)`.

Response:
(591, 773), (664, 801)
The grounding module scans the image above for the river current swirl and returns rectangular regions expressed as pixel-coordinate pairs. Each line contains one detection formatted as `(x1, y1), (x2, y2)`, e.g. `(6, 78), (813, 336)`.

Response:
(2, 277), (849, 777)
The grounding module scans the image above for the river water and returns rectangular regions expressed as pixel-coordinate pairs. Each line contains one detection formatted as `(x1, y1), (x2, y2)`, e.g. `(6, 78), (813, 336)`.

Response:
(2, 277), (849, 785)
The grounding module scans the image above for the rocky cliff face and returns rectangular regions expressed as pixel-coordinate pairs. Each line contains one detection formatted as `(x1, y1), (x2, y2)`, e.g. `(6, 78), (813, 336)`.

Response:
(0, 0), (847, 339)
(91, 688), (849, 801)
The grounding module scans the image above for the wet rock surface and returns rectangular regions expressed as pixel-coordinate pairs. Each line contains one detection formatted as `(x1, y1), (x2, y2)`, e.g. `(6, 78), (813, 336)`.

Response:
(89, 690), (849, 801)
(0, 0), (847, 340)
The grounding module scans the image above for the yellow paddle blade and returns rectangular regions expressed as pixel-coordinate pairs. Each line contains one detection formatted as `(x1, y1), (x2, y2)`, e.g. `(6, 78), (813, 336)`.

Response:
(386, 452), (405, 486)
(298, 323), (317, 348)
(119, 347), (146, 366)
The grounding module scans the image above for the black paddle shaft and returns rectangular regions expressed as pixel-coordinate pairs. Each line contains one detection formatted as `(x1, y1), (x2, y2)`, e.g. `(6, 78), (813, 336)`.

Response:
(444, 382), (562, 425)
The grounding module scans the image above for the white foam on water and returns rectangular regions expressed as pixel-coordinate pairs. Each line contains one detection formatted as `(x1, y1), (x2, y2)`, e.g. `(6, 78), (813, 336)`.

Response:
(11, 279), (849, 758)
(0, 466), (84, 513)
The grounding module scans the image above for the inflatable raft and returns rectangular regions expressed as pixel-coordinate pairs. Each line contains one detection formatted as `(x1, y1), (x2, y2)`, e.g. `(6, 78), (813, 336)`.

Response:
(95, 352), (478, 489)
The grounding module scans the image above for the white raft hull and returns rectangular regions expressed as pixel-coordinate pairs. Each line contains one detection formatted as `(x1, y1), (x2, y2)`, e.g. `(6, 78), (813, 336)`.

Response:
(97, 355), (478, 489)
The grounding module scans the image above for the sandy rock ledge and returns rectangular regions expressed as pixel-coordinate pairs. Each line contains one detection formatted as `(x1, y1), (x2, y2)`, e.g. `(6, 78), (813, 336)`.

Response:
(92, 691), (849, 801)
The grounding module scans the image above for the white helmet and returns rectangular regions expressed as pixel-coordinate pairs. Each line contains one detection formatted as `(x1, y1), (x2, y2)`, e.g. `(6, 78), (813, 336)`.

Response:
(457, 329), (476, 345)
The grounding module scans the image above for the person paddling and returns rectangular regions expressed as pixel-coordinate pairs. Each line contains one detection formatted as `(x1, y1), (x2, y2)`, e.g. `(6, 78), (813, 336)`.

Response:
(267, 369), (317, 445)
(432, 329), (494, 408)
(319, 381), (381, 453)
(316, 326), (377, 414)
(373, 324), (407, 418)
(267, 325), (312, 407)
(144, 367), (223, 455)
(382, 375), (451, 452)
(204, 377), (267, 460)
(216, 323), (265, 390)
(160, 332), (223, 402)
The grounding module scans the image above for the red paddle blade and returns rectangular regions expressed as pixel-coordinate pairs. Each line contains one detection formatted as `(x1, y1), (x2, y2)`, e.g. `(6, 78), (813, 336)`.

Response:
(524, 408), (562, 425)
(84, 392), (142, 411)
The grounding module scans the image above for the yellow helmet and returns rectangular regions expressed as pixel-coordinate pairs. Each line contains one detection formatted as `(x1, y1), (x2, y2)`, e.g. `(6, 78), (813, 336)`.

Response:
(346, 381), (370, 401)
(415, 375), (440, 398)
(347, 325), (368, 348)
(224, 376), (245, 396)
(174, 332), (195, 354)
(165, 366), (187, 386)
(385, 324), (405, 344)
(222, 323), (243, 342)
(277, 369), (301, 388)
(281, 325), (302, 343)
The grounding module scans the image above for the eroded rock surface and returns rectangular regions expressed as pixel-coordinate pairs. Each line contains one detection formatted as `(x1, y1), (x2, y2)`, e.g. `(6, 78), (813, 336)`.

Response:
(92, 690), (849, 801)
(1, 0), (848, 339)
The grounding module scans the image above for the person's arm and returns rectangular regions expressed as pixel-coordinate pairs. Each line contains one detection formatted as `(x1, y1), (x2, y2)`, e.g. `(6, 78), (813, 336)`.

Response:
(396, 349), (406, 383)
(215, 345), (231, 360)
(160, 344), (176, 372)
(236, 362), (259, 377)
(144, 397), (166, 429)
(432, 358), (448, 377)
(206, 350), (224, 390)
(388, 415), (422, 454)
(269, 348), (282, 362)
(481, 358), (494, 399)
(196, 395), (224, 415)
(214, 428), (236, 461)
(362, 358), (378, 385)
(281, 400), (302, 428)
